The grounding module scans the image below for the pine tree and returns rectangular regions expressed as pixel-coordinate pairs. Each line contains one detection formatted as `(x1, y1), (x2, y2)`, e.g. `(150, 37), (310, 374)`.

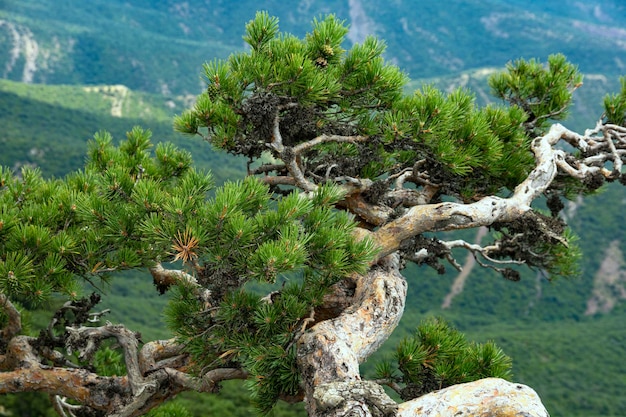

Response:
(2, 11), (626, 417)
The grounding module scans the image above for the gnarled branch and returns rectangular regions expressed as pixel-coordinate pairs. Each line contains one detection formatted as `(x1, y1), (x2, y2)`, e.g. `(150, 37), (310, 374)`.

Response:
(370, 123), (619, 260)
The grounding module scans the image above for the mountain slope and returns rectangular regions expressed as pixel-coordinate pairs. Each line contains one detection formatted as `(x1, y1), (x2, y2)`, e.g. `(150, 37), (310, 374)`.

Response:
(2, 0), (626, 95)
(0, 79), (245, 181)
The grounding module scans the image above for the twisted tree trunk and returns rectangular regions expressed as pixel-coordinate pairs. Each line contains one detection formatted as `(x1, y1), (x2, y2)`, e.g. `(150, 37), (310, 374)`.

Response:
(297, 254), (406, 417)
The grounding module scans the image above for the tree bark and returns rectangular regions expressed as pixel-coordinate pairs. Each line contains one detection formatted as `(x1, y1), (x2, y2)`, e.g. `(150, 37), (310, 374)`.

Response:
(297, 254), (406, 417)
(295, 123), (601, 416)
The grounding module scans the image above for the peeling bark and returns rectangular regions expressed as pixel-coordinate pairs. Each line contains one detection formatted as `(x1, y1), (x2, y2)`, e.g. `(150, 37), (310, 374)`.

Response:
(297, 254), (406, 417)
(0, 326), (247, 416)
(0, 335), (130, 411)
(0, 366), (127, 408)
(441, 227), (488, 309)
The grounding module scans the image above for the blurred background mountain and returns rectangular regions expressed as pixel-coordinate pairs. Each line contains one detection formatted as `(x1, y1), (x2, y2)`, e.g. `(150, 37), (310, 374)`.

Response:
(1, 1), (626, 416)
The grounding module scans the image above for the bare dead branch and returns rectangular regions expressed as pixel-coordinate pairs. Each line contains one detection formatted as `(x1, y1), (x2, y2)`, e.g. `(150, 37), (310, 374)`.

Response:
(88, 309), (111, 323)
(391, 168), (413, 189)
(284, 153), (318, 192)
(149, 263), (213, 307)
(138, 338), (185, 374)
(441, 239), (524, 265)
(0, 353), (127, 411)
(267, 109), (316, 191)
(164, 367), (248, 393)
(374, 379), (404, 397)
(150, 263), (199, 288)
(54, 396), (84, 417)
(249, 162), (287, 176)
(555, 157), (611, 180)
(603, 122), (626, 135)
(0, 321), (246, 416)
(267, 102), (300, 153)
(604, 127), (623, 174)
(258, 175), (298, 187)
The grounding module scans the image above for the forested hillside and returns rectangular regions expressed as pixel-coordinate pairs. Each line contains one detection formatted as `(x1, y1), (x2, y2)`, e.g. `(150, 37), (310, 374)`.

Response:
(2, 0), (626, 94)
(1, 1), (626, 416)
(0, 79), (245, 182)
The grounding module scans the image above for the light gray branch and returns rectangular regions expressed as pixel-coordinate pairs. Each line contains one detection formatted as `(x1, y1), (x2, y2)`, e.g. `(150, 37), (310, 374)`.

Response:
(65, 323), (147, 396)
(292, 134), (367, 154)
(149, 263), (213, 306)
(370, 122), (626, 260)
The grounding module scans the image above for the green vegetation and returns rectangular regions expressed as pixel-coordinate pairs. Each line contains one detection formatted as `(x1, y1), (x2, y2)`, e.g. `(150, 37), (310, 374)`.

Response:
(377, 317), (512, 400)
(0, 57), (622, 417)
(471, 314), (626, 417)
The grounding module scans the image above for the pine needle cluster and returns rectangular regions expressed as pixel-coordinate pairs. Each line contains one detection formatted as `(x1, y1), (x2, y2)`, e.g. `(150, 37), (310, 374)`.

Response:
(603, 76), (626, 125)
(175, 12), (407, 161)
(164, 182), (377, 412)
(0, 127), (211, 303)
(376, 318), (512, 401)
(174, 13), (585, 202)
(489, 53), (583, 131)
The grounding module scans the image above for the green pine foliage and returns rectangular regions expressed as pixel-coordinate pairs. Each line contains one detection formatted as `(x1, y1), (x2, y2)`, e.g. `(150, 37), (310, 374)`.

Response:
(2, 121), (376, 413)
(0, 126), (214, 302)
(163, 182), (377, 413)
(93, 346), (127, 377)
(603, 76), (626, 125)
(377, 317), (512, 400)
(174, 13), (581, 202)
(146, 401), (194, 417)
(173, 12), (583, 282)
(174, 11), (407, 160)
(535, 228), (582, 278)
(489, 53), (583, 131)
(2, 10), (615, 417)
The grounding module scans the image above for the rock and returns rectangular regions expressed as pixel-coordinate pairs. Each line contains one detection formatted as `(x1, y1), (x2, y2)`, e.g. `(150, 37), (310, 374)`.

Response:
(398, 378), (549, 417)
